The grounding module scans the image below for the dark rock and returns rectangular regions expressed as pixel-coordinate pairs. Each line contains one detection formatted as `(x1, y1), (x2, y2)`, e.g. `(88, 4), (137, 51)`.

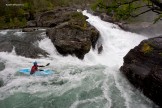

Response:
(144, 67), (162, 106)
(47, 24), (99, 59)
(100, 13), (114, 23)
(120, 36), (162, 107)
(27, 20), (37, 27)
(22, 28), (38, 32)
(120, 63), (151, 88)
(0, 78), (4, 87)
(46, 7), (100, 59)
(35, 7), (77, 27)
(98, 45), (103, 54)
(23, 11), (36, 22)
(0, 62), (5, 71)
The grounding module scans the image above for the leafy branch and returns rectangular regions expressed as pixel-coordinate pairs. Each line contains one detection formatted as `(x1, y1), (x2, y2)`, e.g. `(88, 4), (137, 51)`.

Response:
(92, 0), (162, 22)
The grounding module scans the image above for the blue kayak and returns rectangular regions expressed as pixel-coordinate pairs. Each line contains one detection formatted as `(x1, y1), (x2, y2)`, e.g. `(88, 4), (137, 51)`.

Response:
(18, 68), (54, 76)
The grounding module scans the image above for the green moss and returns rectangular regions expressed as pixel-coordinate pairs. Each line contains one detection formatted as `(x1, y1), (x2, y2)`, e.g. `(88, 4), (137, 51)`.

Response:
(141, 43), (153, 54)
(70, 24), (86, 31)
(69, 12), (87, 30)
(70, 12), (85, 21)
(0, 17), (27, 29)
(91, 0), (103, 11)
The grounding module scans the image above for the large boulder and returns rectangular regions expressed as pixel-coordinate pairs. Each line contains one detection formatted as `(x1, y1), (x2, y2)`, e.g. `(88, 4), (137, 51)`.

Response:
(120, 36), (162, 107)
(47, 25), (99, 59)
(46, 10), (99, 59)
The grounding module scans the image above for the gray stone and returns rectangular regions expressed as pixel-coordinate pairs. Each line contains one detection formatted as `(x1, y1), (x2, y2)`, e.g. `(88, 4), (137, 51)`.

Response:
(27, 20), (37, 27)
(22, 28), (38, 32)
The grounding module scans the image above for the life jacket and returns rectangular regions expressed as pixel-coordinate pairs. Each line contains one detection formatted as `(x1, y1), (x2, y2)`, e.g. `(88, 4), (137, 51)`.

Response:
(30, 65), (38, 74)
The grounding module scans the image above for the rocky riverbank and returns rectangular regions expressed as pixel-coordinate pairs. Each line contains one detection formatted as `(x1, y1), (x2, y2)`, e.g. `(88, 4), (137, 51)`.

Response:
(120, 37), (162, 107)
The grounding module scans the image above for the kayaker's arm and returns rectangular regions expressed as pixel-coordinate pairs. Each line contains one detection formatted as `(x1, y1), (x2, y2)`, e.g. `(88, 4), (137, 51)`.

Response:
(38, 65), (45, 67)
(38, 63), (50, 67)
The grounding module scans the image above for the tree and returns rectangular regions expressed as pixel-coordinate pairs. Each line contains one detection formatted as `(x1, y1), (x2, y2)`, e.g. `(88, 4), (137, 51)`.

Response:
(0, 0), (7, 16)
(92, 0), (162, 23)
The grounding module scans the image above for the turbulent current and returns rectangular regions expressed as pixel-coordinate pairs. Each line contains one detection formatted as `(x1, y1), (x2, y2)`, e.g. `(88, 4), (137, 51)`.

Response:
(0, 11), (159, 108)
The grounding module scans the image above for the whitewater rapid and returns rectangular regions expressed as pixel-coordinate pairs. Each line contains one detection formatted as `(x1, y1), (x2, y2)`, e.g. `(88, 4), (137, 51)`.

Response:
(0, 11), (159, 108)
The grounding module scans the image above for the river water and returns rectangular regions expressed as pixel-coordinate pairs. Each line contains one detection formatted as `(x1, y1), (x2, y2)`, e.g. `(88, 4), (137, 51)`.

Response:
(0, 11), (159, 108)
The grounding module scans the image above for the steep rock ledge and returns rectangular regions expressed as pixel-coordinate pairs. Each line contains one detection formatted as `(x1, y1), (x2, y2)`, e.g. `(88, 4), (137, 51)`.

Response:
(120, 37), (162, 107)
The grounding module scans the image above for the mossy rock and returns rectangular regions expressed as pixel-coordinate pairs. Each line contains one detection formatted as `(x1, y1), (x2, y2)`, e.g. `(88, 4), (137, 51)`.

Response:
(140, 43), (153, 54)
(69, 12), (87, 29)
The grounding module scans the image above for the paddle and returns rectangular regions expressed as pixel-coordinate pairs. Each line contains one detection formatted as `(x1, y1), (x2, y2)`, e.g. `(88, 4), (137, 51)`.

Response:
(46, 63), (50, 66)
(39, 63), (50, 71)
(39, 63), (50, 67)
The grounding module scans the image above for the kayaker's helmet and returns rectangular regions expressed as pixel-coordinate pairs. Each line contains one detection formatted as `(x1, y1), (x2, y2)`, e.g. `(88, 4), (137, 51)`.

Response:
(33, 61), (37, 65)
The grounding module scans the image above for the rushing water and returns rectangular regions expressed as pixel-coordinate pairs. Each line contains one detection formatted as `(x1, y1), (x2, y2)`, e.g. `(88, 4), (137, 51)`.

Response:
(0, 11), (159, 108)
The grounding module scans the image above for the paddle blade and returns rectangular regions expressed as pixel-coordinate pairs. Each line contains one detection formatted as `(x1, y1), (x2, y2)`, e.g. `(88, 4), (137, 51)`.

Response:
(46, 63), (50, 66)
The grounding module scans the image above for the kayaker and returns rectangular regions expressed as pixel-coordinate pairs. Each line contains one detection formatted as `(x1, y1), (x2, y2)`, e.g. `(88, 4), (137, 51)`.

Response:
(30, 61), (45, 75)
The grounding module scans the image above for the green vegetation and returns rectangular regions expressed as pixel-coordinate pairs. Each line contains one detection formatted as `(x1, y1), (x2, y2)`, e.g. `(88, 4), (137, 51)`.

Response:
(141, 43), (153, 54)
(91, 0), (162, 22)
(91, 0), (142, 21)
(0, 0), (95, 29)
(70, 12), (87, 29)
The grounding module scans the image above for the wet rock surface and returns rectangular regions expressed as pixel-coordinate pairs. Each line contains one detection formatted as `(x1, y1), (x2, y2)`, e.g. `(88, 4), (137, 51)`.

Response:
(46, 7), (100, 59)
(47, 24), (99, 59)
(120, 37), (162, 107)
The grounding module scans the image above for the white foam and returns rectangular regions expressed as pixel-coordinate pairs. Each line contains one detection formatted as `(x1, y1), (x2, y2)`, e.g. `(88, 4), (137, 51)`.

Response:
(0, 30), (8, 35)
(13, 31), (24, 36)
(83, 10), (147, 66)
